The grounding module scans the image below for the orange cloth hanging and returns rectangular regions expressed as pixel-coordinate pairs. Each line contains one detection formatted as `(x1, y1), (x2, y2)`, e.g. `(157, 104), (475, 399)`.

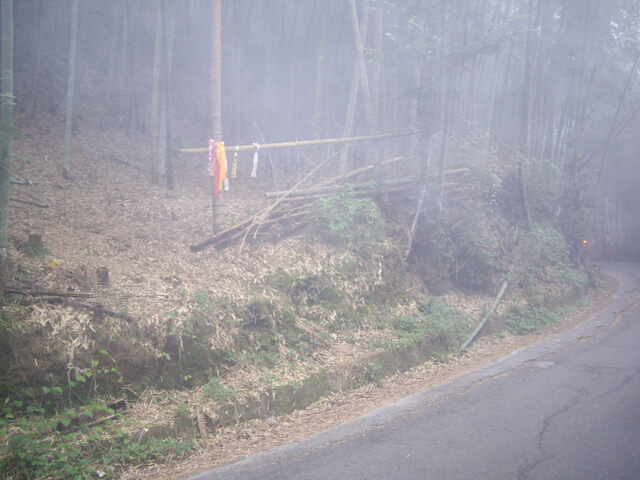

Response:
(209, 140), (228, 198)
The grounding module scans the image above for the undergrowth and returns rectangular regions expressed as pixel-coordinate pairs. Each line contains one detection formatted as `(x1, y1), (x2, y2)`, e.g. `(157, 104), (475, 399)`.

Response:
(370, 297), (474, 352)
(315, 184), (385, 248)
(0, 175), (596, 478)
(0, 384), (193, 480)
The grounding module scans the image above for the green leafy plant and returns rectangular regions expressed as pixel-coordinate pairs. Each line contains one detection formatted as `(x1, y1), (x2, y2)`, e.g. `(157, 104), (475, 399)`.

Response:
(513, 222), (588, 301)
(505, 304), (561, 334)
(107, 435), (194, 466)
(471, 164), (503, 208)
(201, 377), (237, 403)
(316, 184), (385, 247)
(355, 361), (383, 388)
(370, 298), (473, 351)
(420, 296), (474, 348)
(1, 366), (196, 479)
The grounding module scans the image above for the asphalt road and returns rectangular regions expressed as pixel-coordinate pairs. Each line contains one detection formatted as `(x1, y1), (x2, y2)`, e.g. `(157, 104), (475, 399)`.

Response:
(190, 262), (640, 480)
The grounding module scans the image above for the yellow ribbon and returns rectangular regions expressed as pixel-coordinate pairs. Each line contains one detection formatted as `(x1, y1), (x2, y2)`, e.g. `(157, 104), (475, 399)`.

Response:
(232, 146), (238, 178)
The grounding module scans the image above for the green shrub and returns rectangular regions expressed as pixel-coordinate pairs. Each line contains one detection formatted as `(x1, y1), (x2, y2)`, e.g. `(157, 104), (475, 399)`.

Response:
(201, 377), (236, 403)
(0, 393), (195, 480)
(370, 297), (473, 351)
(316, 185), (385, 247)
(505, 304), (561, 334)
(514, 222), (578, 294)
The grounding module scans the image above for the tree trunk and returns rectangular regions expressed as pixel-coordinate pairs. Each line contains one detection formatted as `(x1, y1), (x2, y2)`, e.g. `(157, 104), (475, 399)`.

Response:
(0, 0), (13, 273)
(62, 0), (79, 180)
(348, 0), (375, 137)
(517, 0), (535, 228)
(408, 58), (421, 153)
(312, 3), (329, 139)
(436, 6), (451, 218)
(28, 0), (44, 118)
(487, 0), (512, 147)
(210, 0), (224, 233)
(117, 0), (130, 128)
(370, 0), (383, 131)
(102, 1), (119, 127)
(162, 0), (175, 190)
(437, 89), (451, 217)
(338, 0), (370, 173)
(150, 3), (162, 186)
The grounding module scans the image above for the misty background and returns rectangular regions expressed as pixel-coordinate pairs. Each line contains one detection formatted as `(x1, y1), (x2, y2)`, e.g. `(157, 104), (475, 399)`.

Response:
(8, 0), (640, 258)
(4, 3), (640, 477)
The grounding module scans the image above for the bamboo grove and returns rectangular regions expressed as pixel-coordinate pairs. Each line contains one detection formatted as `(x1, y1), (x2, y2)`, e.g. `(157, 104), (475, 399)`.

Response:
(6, 0), (640, 260)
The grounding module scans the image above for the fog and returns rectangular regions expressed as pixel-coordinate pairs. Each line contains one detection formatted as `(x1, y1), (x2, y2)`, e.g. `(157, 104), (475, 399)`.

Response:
(5, 0), (640, 259)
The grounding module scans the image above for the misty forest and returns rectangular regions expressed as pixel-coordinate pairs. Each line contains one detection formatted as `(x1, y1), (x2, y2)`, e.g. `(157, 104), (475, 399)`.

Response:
(0, 0), (639, 478)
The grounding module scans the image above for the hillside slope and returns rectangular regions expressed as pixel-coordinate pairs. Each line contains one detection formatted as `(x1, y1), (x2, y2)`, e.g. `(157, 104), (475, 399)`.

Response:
(1, 112), (598, 479)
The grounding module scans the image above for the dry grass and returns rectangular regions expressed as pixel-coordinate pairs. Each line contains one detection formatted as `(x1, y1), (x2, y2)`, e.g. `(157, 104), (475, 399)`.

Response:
(119, 276), (617, 480)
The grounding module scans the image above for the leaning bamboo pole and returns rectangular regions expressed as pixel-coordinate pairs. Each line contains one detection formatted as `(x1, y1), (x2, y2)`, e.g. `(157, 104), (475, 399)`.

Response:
(178, 131), (418, 155)
(460, 280), (509, 351)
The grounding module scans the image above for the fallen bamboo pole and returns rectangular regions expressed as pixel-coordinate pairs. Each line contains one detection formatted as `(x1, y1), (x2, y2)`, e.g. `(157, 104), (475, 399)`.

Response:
(265, 170), (467, 199)
(265, 182), (377, 199)
(190, 207), (312, 252)
(178, 132), (419, 154)
(314, 156), (405, 187)
(10, 197), (49, 208)
(5, 288), (96, 298)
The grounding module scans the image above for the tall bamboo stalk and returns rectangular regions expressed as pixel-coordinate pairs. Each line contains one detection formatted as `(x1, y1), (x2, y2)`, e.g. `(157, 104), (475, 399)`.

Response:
(162, 0), (175, 190)
(0, 0), (13, 269)
(338, 0), (370, 173)
(62, 0), (79, 180)
(348, 0), (375, 135)
(211, 0), (223, 233)
(150, 4), (162, 186)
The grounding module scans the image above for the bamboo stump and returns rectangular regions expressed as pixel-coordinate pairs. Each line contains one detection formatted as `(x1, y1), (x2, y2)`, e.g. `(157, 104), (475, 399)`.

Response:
(22, 233), (44, 257)
(96, 267), (110, 286)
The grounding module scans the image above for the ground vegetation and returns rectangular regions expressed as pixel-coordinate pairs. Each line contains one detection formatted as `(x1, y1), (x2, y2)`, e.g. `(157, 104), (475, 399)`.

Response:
(0, 1), (637, 478)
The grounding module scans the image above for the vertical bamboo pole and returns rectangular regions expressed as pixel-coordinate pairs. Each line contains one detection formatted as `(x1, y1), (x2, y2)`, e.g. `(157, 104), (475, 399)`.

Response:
(162, 0), (175, 190)
(348, 0), (374, 135)
(150, 4), (161, 186)
(62, 0), (79, 180)
(0, 0), (13, 268)
(339, 0), (370, 173)
(349, 0), (382, 188)
(211, 0), (224, 233)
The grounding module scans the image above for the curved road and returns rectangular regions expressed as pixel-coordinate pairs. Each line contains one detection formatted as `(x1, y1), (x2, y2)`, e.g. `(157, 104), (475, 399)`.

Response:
(190, 262), (640, 480)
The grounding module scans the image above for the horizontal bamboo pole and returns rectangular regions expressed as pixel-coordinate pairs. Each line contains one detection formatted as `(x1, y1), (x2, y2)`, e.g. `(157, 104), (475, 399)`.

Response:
(178, 131), (419, 154)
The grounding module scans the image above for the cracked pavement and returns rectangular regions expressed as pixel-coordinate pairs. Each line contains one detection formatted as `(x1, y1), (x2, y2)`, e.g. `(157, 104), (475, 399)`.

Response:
(190, 262), (640, 480)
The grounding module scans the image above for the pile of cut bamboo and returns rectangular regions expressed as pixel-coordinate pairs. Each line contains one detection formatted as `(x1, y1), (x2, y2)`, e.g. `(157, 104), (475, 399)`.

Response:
(190, 155), (468, 253)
